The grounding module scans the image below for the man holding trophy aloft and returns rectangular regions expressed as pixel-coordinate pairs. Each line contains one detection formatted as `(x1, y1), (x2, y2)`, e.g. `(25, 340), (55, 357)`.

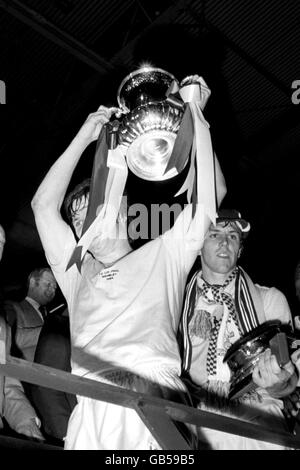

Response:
(31, 67), (226, 450)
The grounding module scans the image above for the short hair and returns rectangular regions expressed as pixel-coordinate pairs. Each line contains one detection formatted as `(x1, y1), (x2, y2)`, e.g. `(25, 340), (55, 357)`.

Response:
(63, 178), (91, 224)
(27, 267), (55, 290)
(216, 209), (250, 240)
(63, 178), (132, 244)
(215, 220), (244, 243)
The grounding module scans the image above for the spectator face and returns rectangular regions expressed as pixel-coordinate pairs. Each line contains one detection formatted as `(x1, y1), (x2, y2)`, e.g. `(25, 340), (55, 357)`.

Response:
(32, 271), (57, 305)
(201, 222), (242, 276)
(0, 225), (5, 261)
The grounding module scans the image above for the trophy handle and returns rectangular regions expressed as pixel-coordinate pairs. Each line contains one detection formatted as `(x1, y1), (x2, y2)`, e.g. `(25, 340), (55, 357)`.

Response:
(270, 332), (290, 367)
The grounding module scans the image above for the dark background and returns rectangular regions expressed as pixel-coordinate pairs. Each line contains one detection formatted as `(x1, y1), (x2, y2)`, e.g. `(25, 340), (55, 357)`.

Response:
(0, 0), (300, 314)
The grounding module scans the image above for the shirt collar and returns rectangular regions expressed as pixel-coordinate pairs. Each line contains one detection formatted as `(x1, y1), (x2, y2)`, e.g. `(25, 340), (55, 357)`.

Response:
(197, 267), (238, 291)
(25, 296), (40, 311)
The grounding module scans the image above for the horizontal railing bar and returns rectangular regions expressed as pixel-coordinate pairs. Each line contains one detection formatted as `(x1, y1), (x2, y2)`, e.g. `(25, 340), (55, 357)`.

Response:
(0, 434), (62, 450)
(1, 356), (300, 449)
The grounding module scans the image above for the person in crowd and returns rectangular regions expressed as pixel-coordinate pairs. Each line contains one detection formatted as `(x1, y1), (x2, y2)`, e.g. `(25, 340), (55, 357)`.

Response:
(178, 209), (299, 449)
(0, 224), (44, 441)
(31, 74), (227, 450)
(5, 268), (57, 361)
(30, 307), (76, 445)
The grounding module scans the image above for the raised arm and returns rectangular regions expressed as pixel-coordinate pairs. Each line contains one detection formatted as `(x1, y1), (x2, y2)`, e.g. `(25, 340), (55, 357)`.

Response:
(179, 152), (226, 242)
(167, 138), (226, 255)
(31, 106), (117, 265)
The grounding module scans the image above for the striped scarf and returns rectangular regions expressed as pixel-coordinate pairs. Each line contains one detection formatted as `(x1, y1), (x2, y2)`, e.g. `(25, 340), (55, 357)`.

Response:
(197, 268), (242, 376)
(178, 266), (264, 375)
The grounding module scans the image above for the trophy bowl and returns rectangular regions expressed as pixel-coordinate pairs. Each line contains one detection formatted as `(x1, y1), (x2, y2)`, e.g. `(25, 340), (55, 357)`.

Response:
(116, 67), (185, 181)
(223, 320), (284, 399)
(117, 66), (178, 112)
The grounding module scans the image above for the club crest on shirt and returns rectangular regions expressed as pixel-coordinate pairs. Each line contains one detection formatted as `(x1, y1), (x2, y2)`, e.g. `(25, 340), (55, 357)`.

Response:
(99, 269), (119, 281)
(190, 309), (214, 340)
(189, 303), (224, 341)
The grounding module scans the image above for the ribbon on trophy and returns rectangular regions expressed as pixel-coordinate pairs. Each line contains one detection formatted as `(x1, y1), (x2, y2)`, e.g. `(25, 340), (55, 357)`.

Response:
(165, 76), (216, 223)
(66, 120), (128, 272)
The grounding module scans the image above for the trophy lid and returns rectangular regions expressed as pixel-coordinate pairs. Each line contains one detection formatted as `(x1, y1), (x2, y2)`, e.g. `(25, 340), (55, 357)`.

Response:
(117, 66), (178, 112)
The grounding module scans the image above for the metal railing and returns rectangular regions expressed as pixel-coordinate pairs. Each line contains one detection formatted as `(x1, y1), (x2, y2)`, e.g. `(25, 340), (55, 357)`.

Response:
(1, 321), (300, 450)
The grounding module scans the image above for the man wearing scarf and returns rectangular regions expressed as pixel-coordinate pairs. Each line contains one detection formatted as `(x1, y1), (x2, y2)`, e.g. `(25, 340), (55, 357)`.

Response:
(178, 209), (299, 449)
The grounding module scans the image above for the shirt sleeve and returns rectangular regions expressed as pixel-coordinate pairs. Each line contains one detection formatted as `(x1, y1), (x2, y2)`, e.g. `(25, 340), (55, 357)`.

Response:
(161, 106), (225, 270)
(4, 375), (38, 431)
(252, 286), (300, 396)
(45, 228), (79, 306)
(161, 202), (209, 274)
(260, 286), (300, 388)
(260, 286), (293, 326)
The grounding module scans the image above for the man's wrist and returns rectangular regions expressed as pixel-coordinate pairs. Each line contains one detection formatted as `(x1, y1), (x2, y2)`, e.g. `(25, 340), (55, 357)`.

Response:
(72, 133), (92, 150)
